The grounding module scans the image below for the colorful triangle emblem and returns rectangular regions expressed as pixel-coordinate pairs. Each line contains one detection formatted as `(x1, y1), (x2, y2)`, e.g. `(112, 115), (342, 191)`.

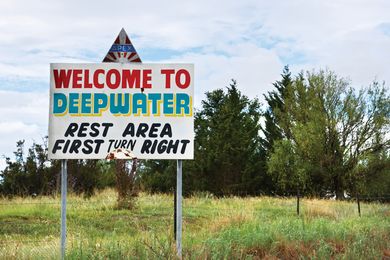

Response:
(103, 28), (142, 63)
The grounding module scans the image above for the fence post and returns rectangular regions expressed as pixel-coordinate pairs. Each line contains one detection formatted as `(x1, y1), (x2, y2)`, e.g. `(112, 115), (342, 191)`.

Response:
(357, 193), (361, 217)
(297, 189), (300, 216)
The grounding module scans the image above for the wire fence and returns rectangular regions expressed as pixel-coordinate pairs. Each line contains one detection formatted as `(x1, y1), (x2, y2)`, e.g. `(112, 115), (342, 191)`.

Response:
(1, 193), (389, 258)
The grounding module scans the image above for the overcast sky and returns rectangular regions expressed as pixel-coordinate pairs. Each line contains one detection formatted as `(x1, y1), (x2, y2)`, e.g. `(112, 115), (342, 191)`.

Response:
(0, 0), (389, 170)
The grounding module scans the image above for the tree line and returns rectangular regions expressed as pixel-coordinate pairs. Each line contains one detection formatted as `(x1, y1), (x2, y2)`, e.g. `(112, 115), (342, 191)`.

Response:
(1, 67), (389, 199)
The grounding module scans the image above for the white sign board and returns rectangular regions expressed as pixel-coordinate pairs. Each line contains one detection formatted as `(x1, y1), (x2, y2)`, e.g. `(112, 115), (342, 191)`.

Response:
(48, 63), (194, 160)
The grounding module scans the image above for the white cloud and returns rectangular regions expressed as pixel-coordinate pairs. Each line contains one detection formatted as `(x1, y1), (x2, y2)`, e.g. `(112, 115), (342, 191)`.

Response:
(304, 26), (390, 87)
(164, 43), (283, 106)
(0, 0), (389, 170)
(0, 91), (48, 124)
(0, 1), (389, 84)
(0, 121), (40, 135)
(0, 91), (48, 168)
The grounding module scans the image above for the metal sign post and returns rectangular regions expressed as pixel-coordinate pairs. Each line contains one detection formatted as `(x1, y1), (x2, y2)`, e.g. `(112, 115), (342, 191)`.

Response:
(174, 185), (177, 240)
(60, 159), (67, 260)
(176, 160), (183, 257)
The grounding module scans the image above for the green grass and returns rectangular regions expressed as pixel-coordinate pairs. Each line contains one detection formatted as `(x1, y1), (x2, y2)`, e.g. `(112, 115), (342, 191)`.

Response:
(0, 189), (389, 259)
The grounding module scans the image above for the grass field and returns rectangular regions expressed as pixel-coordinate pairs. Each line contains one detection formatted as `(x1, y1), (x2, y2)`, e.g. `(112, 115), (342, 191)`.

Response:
(0, 189), (389, 259)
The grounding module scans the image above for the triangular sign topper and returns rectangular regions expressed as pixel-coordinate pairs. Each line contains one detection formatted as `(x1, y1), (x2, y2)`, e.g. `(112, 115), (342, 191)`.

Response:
(103, 28), (142, 63)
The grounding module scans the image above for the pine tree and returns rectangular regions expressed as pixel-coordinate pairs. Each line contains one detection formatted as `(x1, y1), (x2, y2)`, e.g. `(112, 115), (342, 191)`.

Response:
(262, 66), (292, 156)
(192, 80), (264, 195)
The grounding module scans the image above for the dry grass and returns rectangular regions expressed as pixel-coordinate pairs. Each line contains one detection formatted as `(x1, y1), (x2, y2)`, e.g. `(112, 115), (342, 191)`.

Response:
(209, 213), (253, 233)
(0, 190), (389, 259)
(302, 198), (356, 220)
(304, 202), (338, 220)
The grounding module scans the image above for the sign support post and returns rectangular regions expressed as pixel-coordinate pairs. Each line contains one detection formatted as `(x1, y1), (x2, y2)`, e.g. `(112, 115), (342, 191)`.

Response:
(176, 160), (182, 257)
(60, 159), (67, 260)
(174, 184), (177, 240)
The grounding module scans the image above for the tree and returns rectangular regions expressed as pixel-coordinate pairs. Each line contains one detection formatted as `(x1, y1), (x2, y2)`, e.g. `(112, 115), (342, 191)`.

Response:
(0, 138), (116, 197)
(190, 80), (265, 195)
(0, 139), (58, 196)
(262, 66), (293, 154)
(358, 150), (390, 200)
(139, 160), (175, 193)
(0, 140), (28, 195)
(139, 80), (266, 196)
(262, 66), (293, 194)
(267, 70), (390, 199)
(24, 140), (53, 195)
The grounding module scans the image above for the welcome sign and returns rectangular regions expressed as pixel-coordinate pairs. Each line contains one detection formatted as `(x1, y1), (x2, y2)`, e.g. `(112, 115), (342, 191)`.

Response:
(48, 63), (194, 159)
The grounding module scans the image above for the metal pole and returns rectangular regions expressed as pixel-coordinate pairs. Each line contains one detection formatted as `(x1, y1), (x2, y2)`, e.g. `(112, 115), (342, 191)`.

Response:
(61, 159), (67, 260)
(176, 160), (182, 257)
(174, 185), (177, 240)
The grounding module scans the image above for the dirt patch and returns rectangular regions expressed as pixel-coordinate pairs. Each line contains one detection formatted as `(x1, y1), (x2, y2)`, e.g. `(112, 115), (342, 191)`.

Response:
(243, 240), (349, 259)
(244, 242), (315, 259)
(383, 249), (390, 259)
(274, 242), (315, 259)
(245, 246), (267, 258)
(329, 241), (346, 256)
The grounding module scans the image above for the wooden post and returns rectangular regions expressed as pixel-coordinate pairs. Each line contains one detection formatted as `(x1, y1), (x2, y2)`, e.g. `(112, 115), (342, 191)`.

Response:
(297, 189), (300, 216)
(357, 194), (361, 217)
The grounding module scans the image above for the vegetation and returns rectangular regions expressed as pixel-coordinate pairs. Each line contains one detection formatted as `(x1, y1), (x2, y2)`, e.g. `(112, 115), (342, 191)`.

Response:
(114, 159), (139, 209)
(0, 189), (389, 259)
(0, 140), (116, 197)
(141, 80), (266, 196)
(1, 68), (389, 200)
(266, 70), (390, 199)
